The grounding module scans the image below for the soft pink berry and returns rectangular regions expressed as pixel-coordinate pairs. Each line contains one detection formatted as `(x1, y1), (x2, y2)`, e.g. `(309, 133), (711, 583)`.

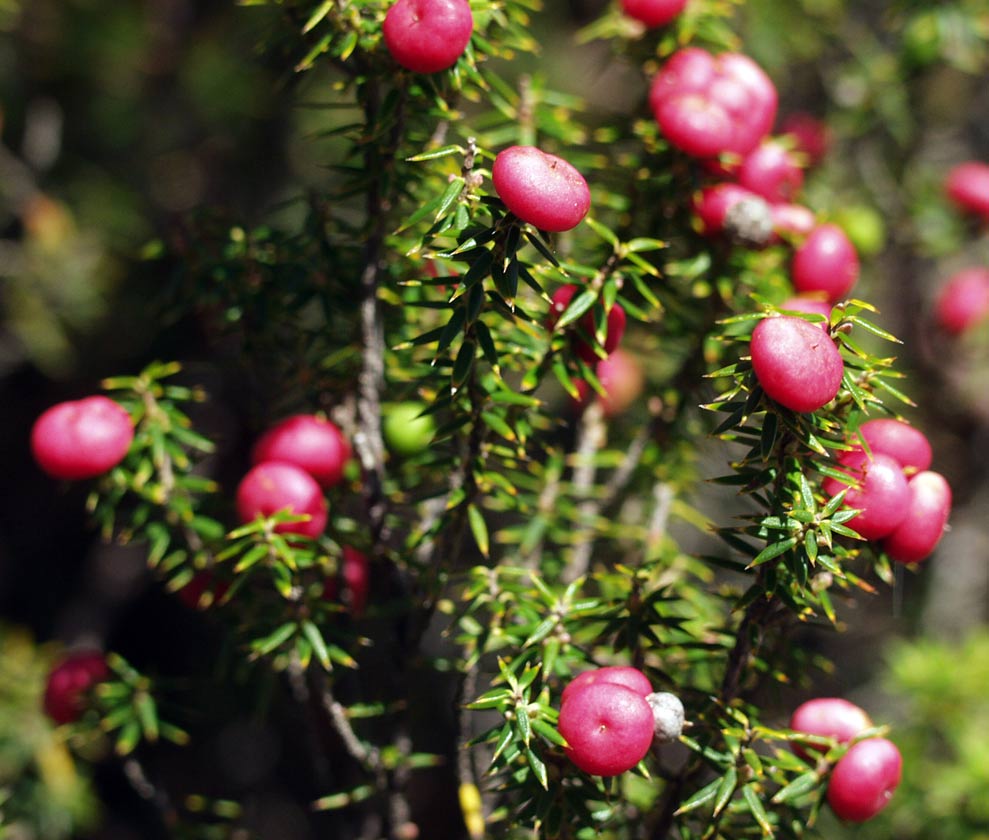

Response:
(620, 0), (688, 27)
(822, 449), (911, 541)
(31, 396), (134, 480)
(252, 414), (351, 489)
(236, 461), (328, 539)
(856, 418), (932, 473)
(934, 267), (989, 335)
(883, 471), (951, 564)
(789, 698), (872, 758)
(44, 652), (110, 725)
(549, 285), (626, 364)
(737, 138), (804, 203)
(561, 665), (652, 707)
(382, 0), (473, 74)
(827, 738), (902, 823)
(944, 161), (989, 219)
(792, 224), (859, 303)
(780, 113), (831, 166)
(492, 146), (591, 233)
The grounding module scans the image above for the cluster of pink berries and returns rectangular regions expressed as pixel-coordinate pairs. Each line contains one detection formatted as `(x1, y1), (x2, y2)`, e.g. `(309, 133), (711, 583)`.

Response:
(790, 697), (902, 823)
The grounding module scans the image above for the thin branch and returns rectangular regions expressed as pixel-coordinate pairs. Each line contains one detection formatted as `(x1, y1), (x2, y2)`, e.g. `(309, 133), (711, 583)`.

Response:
(562, 400), (606, 584)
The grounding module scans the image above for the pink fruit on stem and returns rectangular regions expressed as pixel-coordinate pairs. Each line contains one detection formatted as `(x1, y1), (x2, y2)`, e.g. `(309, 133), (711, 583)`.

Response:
(779, 295), (832, 326)
(236, 461), (328, 539)
(737, 138), (805, 204)
(771, 203), (816, 239)
(749, 316), (844, 413)
(549, 284), (626, 363)
(251, 414), (351, 489)
(934, 267), (989, 335)
(44, 652), (110, 725)
(822, 449), (911, 541)
(574, 349), (645, 417)
(827, 738), (902, 823)
(559, 681), (655, 776)
(780, 113), (831, 166)
(620, 0), (688, 27)
(491, 146), (591, 233)
(792, 224), (859, 303)
(944, 161), (989, 220)
(856, 418), (932, 473)
(561, 665), (652, 707)
(382, 0), (473, 74)
(693, 183), (766, 237)
(789, 697), (872, 758)
(883, 471), (951, 564)
(31, 396), (134, 480)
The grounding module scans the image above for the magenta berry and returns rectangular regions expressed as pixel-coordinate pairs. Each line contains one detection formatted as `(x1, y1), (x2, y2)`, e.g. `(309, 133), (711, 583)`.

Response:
(944, 161), (989, 220)
(693, 183), (763, 237)
(561, 665), (652, 707)
(857, 418), (932, 473)
(44, 651), (110, 725)
(382, 0), (473, 74)
(750, 316), (844, 413)
(573, 349), (645, 417)
(792, 224), (859, 303)
(827, 738), (902, 823)
(325, 546), (372, 616)
(549, 284), (627, 363)
(252, 414), (351, 489)
(236, 461), (328, 539)
(771, 203), (816, 238)
(934, 267), (989, 335)
(737, 138), (804, 204)
(31, 396), (134, 481)
(559, 681), (655, 776)
(789, 698), (872, 758)
(620, 0), (688, 27)
(822, 449), (911, 541)
(779, 295), (832, 326)
(780, 112), (830, 166)
(491, 146), (591, 233)
(883, 471), (951, 564)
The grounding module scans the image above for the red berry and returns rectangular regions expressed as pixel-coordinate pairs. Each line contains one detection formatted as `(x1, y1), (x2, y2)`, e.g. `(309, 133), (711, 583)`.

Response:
(822, 449), (911, 541)
(944, 161), (989, 219)
(492, 146), (591, 232)
(236, 461), (328, 539)
(559, 681), (655, 776)
(574, 349), (645, 417)
(737, 138), (804, 204)
(620, 0), (688, 27)
(750, 316), (844, 413)
(780, 113), (831, 166)
(779, 295), (832, 326)
(827, 738), (902, 823)
(382, 0), (473, 74)
(44, 652), (109, 725)
(693, 183), (763, 237)
(561, 665), (652, 707)
(31, 396), (134, 480)
(771, 203), (816, 238)
(342, 546), (371, 616)
(252, 414), (351, 489)
(883, 471), (951, 564)
(934, 267), (989, 335)
(549, 285), (626, 363)
(856, 418), (932, 473)
(792, 224), (859, 303)
(789, 698), (872, 758)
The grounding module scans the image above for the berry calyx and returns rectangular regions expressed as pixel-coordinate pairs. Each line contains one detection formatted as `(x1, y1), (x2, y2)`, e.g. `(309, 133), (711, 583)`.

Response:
(827, 738), (902, 823)
(236, 461), (328, 539)
(883, 471), (951, 564)
(791, 224), (859, 303)
(43, 651), (110, 725)
(491, 146), (591, 233)
(382, 0), (473, 74)
(822, 449), (911, 541)
(252, 414), (351, 489)
(31, 396), (134, 480)
(749, 316), (844, 413)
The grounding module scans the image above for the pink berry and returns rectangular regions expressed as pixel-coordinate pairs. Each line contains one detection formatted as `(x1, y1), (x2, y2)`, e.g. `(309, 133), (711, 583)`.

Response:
(251, 414), (351, 489)
(792, 224), (859, 303)
(737, 138), (804, 204)
(857, 418), (932, 473)
(822, 449), (911, 541)
(574, 349), (645, 417)
(944, 161), (989, 219)
(236, 461), (328, 539)
(549, 285), (626, 363)
(382, 0), (473, 74)
(789, 698), (872, 758)
(693, 183), (763, 237)
(749, 316), (844, 413)
(827, 738), (902, 823)
(326, 546), (371, 616)
(779, 295), (832, 326)
(561, 665), (652, 707)
(771, 203), (817, 238)
(31, 396), (134, 480)
(883, 471), (951, 564)
(620, 0), (688, 27)
(44, 652), (110, 725)
(491, 146), (591, 233)
(780, 113), (831, 166)
(934, 267), (989, 335)
(559, 681), (655, 776)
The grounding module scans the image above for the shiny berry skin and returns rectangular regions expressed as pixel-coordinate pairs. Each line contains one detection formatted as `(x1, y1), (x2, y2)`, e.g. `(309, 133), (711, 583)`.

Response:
(382, 0), (473, 74)
(944, 161), (989, 219)
(934, 267), (989, 335)
(251, 414), (351, 489)
(789, 698), (872, 757)
(771, 203), (816, 238)
(236, 461), (328, 539)
(620, 0), (688, 27)
(883, 471), (951, 564)
(827, 738), (902, 823)
(750, 316), (844, 413)
(44, 652), (110, 725)
(561, 665), (652, 707)
(573, 349), (645, 418)
(822, 449), (911, 541)
(31, 396), (134, 480)
(857, 418), (932, 473)
(792, 224), (859, 303)
(549, 285), (627, 364)
(737, 138), (804, 204)
(559, 681), (655, 776)
(779, 295), (832, 326)
(492, 146), (591, 233)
